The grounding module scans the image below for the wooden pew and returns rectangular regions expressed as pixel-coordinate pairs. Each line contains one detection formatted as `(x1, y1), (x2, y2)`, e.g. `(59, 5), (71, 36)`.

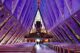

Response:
(47, 43), (80, 53)
(0, 43), (36, 53)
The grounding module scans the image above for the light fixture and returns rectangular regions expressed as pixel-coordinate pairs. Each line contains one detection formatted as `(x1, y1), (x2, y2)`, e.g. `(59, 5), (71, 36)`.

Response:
(36, 39), (40, 42)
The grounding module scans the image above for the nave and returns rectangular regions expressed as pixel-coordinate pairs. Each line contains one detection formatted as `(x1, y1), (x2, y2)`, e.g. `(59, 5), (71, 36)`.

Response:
(0, 0), (80, 53)
(0, 42), (80, 53)
(0, 42), (57, 53)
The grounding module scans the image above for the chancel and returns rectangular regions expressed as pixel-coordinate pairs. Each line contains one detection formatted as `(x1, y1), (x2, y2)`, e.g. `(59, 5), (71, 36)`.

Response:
(24, 20), (53, 44)
(24, 21), (53, 38)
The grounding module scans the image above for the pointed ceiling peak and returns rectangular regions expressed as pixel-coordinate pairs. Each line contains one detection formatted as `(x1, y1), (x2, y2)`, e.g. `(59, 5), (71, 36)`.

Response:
(30, 10), (46, 33)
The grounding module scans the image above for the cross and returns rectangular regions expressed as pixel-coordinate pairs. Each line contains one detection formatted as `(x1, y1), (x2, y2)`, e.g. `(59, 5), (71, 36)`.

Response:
(37, 0), (40, 8)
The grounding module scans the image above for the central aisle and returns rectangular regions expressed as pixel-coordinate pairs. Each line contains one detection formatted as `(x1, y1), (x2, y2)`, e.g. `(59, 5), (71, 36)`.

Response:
(35, 44), (57, 53)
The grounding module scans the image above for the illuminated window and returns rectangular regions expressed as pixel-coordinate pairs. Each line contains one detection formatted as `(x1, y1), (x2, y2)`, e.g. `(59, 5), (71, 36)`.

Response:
(30, 10), (46, 33)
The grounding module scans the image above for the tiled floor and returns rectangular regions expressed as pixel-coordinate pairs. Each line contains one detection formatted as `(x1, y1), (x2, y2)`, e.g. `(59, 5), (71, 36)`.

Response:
(35, 44), (57, 53)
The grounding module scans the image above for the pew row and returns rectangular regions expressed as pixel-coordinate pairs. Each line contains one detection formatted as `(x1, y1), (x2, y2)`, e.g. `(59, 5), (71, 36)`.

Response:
(47, 43), (80, 53)
(0, 43), (36, 53)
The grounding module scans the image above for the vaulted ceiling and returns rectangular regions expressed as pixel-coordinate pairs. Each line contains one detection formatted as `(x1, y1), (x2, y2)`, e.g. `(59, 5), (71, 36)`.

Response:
(0, 0), (80, 44)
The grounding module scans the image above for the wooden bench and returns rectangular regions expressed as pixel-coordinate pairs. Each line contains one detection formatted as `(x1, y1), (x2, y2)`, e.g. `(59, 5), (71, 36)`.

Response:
(0, 46), (36, 53)
(47, 43), (80, 53)
(0, 43), (36, 53)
